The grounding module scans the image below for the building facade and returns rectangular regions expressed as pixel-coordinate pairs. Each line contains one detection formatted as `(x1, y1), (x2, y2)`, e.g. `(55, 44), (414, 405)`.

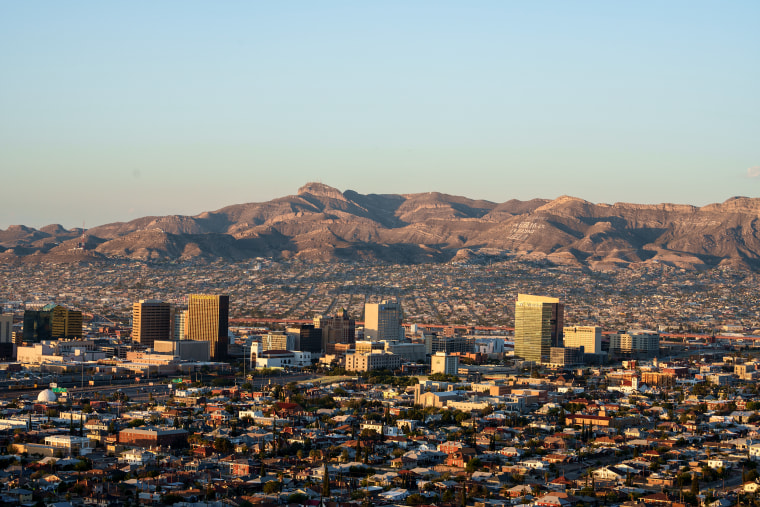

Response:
(314, 309), (355, 353)
(50, 305), (83, 339)
(153, 339), (210, 361)
(346, 351), (402, 372)
(132, 300), (172, 348)
(295, 324), (322, 354)
(563, 326), (602, 354)
(187, 294), (229, 361)
(385, 342), (426, 363)
(431, 352), (459, 375)
(425, 334), (469, 355)
(549, 346), (584, 367)
(610, 329), (660, 358)
(173, 309), (188, 340)
(514, 294), (564, 364)
(0, 313), (13, 360)
(262, 331), (298, 352)
(23, 304), (82, 342)
(255, 350), (312, 369)
(119, 427), (189, 448)
(43, 435), (94, 456)
(23, 309), (51, 342)
(364, 300), (404, 342)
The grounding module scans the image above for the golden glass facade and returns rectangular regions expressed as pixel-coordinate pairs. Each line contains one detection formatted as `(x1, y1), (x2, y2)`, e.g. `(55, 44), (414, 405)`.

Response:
(187, 294), (229, 360)
(514, 294), (563, 363)
(50, 305), (83, 339)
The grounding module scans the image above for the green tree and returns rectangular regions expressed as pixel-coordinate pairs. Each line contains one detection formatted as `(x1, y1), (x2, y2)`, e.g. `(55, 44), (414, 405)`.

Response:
(406, 494), (427, 505)
(466, 458), (482, 474)
(263, 481), (282, 494)
(213, 437), (234, 454)
(288, 493), (308, 503)
(322, 461), (330, 498)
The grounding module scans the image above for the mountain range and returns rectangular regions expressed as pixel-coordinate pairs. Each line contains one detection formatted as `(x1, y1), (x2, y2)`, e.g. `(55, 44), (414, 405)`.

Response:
(3, 182), (760, 271)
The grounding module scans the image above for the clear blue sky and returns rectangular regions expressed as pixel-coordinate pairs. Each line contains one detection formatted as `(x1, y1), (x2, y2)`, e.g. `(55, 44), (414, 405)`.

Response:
(1, 1), (758, 229)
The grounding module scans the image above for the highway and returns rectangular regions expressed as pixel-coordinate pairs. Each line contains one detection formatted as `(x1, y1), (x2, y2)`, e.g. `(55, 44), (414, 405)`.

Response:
(0, 372), (320, 402)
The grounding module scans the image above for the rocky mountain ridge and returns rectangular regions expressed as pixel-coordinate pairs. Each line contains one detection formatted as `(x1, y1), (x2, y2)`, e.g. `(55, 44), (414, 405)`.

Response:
(3, 183), (760, 271)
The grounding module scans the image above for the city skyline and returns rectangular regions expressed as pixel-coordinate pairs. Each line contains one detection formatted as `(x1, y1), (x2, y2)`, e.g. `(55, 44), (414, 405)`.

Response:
(2, 2), (758, 229)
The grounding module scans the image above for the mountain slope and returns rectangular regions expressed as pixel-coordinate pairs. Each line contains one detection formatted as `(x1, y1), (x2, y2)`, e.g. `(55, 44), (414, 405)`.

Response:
(3, 184), (760, 270)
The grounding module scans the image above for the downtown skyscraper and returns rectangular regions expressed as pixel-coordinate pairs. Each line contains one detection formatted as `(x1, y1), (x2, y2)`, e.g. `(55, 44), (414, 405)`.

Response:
(514, 294), (563, 364)
(187, 294), (229, 361)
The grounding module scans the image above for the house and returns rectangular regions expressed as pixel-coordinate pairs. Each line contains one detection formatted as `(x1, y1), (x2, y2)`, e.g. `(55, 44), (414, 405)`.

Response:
(445, 447), (477, 467)
(548, 476), (574, 492)
(535, 492), (574, 507)
(592, 466), (626, 483)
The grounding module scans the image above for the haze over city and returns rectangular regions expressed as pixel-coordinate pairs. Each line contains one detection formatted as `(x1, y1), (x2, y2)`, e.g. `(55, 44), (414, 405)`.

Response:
(2, 2), (759, 229)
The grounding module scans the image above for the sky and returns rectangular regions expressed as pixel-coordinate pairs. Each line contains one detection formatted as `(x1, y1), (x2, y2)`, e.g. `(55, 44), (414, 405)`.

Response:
(1, 1), (758, 229)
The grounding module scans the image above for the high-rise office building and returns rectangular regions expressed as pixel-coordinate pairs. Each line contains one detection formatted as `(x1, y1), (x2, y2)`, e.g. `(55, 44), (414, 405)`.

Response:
(173, 309), (188, 340)
(132, 300), (172, 348)
(364, 299), (403, 342)
(563, 326), (602, 354)
(0, 312), (13, 360)
(424, 333), (469, 356)
(187, 295), (229, 361)
(314, 308), (355, 353)
(23, 309), (51, 342)
(514, 294), (564, 364)
(294, 324), (322, 354)
(23, 304), (82, 342)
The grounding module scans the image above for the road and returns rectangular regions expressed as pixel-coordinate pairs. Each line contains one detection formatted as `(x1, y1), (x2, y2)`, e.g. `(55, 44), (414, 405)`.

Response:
(0, 372), (322, 402)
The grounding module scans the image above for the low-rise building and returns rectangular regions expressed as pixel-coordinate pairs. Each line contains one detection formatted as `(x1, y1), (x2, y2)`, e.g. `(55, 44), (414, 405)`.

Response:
(346, 351), (402, 372)
(119, 427), (189, 448)
(44, 435), (95, 456)
(431, 352), (459, 375)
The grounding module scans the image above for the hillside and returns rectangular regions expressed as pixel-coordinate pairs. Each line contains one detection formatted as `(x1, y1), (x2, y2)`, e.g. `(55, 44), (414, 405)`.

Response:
(3, 183), (760, 270)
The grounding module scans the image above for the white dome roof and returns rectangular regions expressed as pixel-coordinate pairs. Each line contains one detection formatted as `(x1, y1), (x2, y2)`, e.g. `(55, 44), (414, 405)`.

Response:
(37, 389), (57, 403)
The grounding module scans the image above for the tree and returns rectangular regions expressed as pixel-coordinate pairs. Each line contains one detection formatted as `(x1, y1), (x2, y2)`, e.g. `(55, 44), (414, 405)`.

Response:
(288, 493), (308, 503)
(691, 475), (699, 496)
(213, 437), (234, 454)
(322, 461), (330, 498)
(406, 494), (427, 505)
(263, 481), (282, 494)
(466, 458), (482, 474)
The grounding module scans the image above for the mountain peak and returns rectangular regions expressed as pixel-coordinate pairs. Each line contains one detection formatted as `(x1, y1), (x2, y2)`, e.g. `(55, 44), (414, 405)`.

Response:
(4, 185), (760, 270)
(297, 182), (346, 201)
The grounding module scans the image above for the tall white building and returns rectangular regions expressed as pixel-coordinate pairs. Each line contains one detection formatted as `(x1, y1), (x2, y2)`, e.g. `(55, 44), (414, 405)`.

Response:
(431, 352), (459, 376)
(364, 299), (404, 341)
(563, 326), (602, 354)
